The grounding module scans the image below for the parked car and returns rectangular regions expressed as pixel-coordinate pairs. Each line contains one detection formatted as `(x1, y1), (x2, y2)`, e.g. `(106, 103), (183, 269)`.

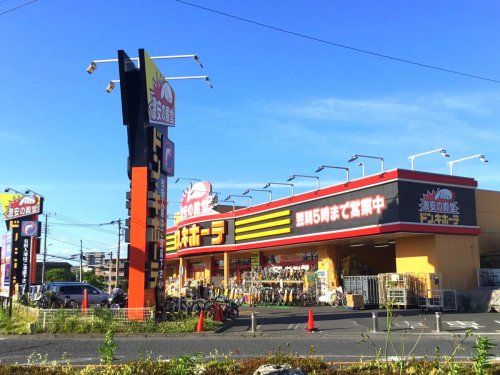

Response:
(45, 282), (109, 305)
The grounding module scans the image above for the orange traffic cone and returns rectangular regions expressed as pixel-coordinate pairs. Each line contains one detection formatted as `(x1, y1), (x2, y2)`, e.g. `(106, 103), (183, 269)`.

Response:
(81, 289), (88, 312)
(195, 310), (204, 332)
(305, 308), (318, 332)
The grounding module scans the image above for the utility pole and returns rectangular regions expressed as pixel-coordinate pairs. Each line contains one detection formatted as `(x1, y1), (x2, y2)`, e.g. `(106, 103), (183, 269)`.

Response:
(108, 251), (113, 293)
(115, 219), (121, 288)
(41, 214), (49, 284)
(79, 240), (83, 282)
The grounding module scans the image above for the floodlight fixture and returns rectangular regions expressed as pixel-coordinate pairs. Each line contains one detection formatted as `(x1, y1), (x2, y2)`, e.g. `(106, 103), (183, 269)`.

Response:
(174, 177), (201, 184)
(287, 174), (320, 190)
(315, 165), (350, 182)
(86, 61), (96, 74)
(25, 189), (44, 199)
(447, 154), (489, 175)
(103, 75), (212, 93)
(4, 187), (24, 195)
(408, 148), (450, 170)
(263, 182), (294, 196)
(348, 154), (384, 173)
(105, 80), (118, 93)
(243, 188), (272, 202)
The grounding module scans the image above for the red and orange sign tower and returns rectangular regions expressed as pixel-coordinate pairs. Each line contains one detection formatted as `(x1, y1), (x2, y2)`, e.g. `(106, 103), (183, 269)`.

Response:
(118, 49), (175, 312)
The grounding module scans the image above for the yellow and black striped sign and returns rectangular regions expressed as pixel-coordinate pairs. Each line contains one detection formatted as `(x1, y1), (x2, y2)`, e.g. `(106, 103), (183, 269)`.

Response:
(165, 233), (176, 252)
(235, 209), (292, 241)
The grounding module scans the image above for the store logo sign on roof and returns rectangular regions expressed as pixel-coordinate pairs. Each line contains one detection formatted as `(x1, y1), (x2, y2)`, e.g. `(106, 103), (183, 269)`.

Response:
(180, 181), (218, 221)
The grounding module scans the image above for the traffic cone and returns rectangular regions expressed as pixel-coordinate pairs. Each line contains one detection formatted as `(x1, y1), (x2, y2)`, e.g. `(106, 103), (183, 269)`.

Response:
(81, 289), (88, 312)
(305, 308), (318, 332)
(195, 310), (204, 332)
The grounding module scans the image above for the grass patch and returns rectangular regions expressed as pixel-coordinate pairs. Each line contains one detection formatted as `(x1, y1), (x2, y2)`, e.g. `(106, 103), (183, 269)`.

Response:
(0, 354), (498, 374)
(0, 306), (37, 335)
(35, 309), (222, 334)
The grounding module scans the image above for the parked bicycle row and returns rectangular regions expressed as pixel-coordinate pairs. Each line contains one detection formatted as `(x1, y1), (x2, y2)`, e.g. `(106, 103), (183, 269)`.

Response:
(157, 295), (240, 321)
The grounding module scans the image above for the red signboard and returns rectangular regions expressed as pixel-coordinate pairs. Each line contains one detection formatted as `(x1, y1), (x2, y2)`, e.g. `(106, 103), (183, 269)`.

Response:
(180, 181), (218, 221)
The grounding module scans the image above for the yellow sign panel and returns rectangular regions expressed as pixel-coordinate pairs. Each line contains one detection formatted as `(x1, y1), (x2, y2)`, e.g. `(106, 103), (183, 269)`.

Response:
(173, 220), (227, 251)
(143, 50), (175, 127)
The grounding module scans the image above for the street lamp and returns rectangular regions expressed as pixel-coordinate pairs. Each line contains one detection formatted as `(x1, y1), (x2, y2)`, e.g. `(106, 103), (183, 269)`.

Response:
(447, 154), (489, 176)
(222, 197), (236, 211)
(226, 194), (252, 205)
(4, 187), (24, 195)
(174, 177), (201, 184)
(408, 148), (450, 170)
(24, 189), (44, 198)
(287, 174), (320, 190)
(263, 182), (295, 196)
(315, 165), (350, 182)
(358, 162), (365, 177)
(104, 76), (213, 93)
(86, 54), (204, 74)
(243, 188), (272, 202)
(348, 154), (385, 173)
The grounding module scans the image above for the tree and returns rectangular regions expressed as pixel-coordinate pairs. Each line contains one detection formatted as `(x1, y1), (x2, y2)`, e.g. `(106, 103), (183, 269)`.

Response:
(81, 270), (106, 291)
(45, 268), (72, 282)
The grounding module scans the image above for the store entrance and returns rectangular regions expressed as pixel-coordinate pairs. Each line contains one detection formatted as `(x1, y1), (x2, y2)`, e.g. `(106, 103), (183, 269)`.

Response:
(338, 242), (396, 277)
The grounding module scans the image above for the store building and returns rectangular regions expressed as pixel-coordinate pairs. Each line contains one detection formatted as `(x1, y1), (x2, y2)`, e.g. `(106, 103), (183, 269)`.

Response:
(164, 169), (500, 295)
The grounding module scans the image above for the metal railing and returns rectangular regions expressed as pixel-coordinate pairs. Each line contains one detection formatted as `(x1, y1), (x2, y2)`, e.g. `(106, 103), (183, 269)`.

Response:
(36, 307), (155, 330)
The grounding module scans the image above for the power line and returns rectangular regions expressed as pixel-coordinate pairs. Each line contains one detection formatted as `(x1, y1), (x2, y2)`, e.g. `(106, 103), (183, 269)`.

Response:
(0, 0), (37, 17)
(50, 213), (118, 236)
(47, 227), (116, 248)
(172, 0), (500, 84)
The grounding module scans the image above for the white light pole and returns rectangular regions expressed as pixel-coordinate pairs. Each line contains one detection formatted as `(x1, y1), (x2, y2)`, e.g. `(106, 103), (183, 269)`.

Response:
(287, 174), (320, 190)
(263, 182), (295, 196)
(408, 148), (450, 170)
(104, 76), (213, 92)
(358, 162), (365, 177)
(243, 188), (272, 202)
(174, 177), (201, 184)
(348, 154), (385, 173)
(86, 54), (204, 74)
(315, 165), (350, 182)
(226, 194), (252, 205)
(447, 154), (488, 175)
(4, 187), (24, 195)
(222, 198), (236, 211)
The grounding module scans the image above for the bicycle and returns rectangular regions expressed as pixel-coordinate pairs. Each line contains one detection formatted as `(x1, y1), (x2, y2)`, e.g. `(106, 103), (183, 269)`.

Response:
(330, 288), (347, 308)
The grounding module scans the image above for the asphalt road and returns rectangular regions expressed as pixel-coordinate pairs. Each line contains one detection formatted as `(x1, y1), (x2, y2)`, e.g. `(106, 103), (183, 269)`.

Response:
(232, 305), (500, 335)
(0, 306), (499, 365)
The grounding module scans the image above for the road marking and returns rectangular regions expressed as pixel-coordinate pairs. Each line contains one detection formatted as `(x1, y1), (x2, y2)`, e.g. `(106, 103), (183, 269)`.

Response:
(494, 320), (500, 325)
(394, 321), (425, 329)
(446, 321), (485, 330)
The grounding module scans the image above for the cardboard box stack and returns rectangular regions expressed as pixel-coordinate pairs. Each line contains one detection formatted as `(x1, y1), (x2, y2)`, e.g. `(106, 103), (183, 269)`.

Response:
(346, 294), (364, 309)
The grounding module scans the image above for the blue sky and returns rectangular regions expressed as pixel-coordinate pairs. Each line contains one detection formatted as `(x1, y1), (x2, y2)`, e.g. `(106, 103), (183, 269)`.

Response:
(1, 0), (499, 260)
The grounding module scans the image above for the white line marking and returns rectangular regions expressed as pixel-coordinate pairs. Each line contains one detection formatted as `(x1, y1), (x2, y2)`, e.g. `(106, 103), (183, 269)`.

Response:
(446, 321), (485, 330)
